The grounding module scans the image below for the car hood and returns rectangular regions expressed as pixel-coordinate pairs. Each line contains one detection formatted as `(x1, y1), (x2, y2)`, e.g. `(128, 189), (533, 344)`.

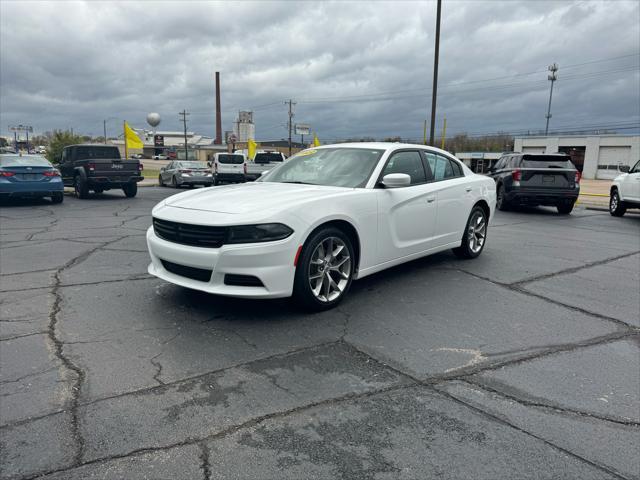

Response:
(164, 182), (350, 214)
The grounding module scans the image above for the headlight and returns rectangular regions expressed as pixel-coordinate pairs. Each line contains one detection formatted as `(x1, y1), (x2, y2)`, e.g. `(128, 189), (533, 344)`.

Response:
(227, 223), (293, 244)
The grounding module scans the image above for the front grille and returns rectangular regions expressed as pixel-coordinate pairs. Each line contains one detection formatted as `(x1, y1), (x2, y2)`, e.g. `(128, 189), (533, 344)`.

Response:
(224, 274), (264, 287)
(153, 218), (227, 248)
(161, 259), (212, 282)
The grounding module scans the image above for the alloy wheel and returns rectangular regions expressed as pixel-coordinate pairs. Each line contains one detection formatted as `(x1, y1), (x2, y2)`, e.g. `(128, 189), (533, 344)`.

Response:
(467, 210), (487, 254)
(308, 236), (351, 303)
(610, 192), (618, 212)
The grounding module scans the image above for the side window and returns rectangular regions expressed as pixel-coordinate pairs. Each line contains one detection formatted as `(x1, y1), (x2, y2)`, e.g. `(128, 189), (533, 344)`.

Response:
(382, 151), (426, 185)
(449, 159), (463, 177)
(61, 149), (68, 163)
(509, 157), (520, 168)
(425, 153), (455, 181)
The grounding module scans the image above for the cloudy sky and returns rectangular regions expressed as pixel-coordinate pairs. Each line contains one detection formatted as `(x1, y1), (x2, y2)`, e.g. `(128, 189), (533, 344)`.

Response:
(1, 0), (639, 142)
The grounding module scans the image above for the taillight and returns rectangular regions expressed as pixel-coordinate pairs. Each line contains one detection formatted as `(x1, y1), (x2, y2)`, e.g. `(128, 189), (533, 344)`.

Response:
(180, 169), (192, 174)
(0, 171), (15, 177)
(574, 171), (581, 184)
(511, 169), (521, 182)
(43, 170), (60, 177)
(88, 163), (96, 172)
(139, 163), (144, 172)
(214, 163), (218, 173)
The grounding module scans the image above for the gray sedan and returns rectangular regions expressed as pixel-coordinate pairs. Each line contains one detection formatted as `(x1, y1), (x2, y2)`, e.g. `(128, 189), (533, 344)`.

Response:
(158, 161), (213, 188)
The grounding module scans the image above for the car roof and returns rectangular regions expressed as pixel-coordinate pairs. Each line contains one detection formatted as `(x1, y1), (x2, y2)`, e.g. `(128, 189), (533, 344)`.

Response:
(0, 153), (47, 159)
(310, 142), (455, 157)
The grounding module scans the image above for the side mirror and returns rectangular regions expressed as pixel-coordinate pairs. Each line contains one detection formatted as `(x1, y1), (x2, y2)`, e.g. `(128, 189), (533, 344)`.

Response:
(207, 161), (212, 167)
(619, 165), (630, 173)
(260, 170), (268, 176)
(382, 173), (411, 188)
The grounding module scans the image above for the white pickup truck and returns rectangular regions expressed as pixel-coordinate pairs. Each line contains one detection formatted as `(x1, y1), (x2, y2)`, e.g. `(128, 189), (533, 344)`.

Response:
(242, 150), (287, 181)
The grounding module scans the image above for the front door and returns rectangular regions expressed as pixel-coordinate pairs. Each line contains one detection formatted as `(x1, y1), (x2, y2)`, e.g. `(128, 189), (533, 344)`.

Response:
(375, 150), (438, 264)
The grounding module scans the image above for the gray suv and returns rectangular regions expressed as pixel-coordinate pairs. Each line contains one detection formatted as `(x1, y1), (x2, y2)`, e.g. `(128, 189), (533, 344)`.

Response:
(488, 153), (580, 214)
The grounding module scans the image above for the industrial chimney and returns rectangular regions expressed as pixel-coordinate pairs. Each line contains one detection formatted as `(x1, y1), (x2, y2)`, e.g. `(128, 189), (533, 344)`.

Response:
(214, 72), (222, 144)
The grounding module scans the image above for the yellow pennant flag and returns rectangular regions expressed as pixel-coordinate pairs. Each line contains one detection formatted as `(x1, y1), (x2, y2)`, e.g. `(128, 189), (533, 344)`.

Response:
(248, 138), (258, 160)
(312, 134), (321, 147)
(124, 121), (144, 150)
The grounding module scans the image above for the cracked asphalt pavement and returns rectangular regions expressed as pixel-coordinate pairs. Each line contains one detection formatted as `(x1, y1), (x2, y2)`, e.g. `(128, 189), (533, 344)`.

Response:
(1, 188), (639, 480)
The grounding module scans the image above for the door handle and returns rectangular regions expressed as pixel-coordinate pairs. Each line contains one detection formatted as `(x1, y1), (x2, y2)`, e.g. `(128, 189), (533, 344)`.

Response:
(426, 196), (436, 203)
(465, 187), (472, 192)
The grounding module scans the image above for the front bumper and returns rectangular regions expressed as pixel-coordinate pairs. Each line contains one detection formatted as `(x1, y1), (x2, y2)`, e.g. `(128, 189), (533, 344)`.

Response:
(146, 226), (297, 298)
(506, 187), (579, 205)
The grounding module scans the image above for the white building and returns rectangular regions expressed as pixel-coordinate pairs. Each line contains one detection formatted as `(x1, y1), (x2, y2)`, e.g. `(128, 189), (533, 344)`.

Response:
(233, 111), (255, 142)
(514, 135), (639, 180)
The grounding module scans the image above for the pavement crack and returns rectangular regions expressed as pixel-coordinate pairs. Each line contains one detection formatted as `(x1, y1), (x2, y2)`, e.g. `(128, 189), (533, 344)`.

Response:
(199, 442), (212, 480)
(461, 378), (640, 427)
(0, 367), (58, 386)
(0, 331), (47, 341)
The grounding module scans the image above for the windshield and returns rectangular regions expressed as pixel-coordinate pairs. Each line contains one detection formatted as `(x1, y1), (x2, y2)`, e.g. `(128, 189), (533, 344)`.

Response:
(522, 155), (574, 169)
(177, 161), (207, 169)
(217, 154), (244, 164)
(0, 155), (52, 167)
(259, 148), (384, 188)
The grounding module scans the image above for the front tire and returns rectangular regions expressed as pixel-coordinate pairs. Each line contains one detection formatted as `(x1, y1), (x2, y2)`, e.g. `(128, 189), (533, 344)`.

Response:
(172, 176), (178, 188)
(453, 205), (488, 259)
(609, 189), (626, 217)
(293, 227), (354, 311)
(123, 183), (137, 198)
(158, 175), (164, 187)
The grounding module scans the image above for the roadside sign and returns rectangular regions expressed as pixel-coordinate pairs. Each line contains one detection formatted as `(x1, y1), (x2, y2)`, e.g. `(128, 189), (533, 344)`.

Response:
(154, 135), (164, 146)
(295, 124), (310, 135)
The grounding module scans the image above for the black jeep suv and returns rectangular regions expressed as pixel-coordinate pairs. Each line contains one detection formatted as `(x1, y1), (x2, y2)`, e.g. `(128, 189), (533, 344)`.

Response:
(488, 153), (580, 214)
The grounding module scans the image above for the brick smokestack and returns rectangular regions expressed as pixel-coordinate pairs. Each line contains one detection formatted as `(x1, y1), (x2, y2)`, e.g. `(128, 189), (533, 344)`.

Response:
(214, 71), (222, 144)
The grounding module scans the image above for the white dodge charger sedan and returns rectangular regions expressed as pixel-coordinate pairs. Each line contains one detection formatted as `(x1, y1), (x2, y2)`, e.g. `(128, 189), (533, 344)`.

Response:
(147, 143), (496, 310)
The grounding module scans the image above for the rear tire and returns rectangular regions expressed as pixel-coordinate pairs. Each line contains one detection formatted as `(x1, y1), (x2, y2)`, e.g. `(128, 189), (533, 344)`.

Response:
(123, 183), (137, 198)
(293, 227), (354, 311)
(609, 189), (626, 217)
(452, 205), (488, 259)
(74, 176), (89, 199)
(557, 200), (575, 215)
(51, 192), (64, 204)
(496, 184), (509, 211)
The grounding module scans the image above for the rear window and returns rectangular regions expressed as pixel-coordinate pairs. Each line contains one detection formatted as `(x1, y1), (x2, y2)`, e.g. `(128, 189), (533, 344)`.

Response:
(177, 161), (206, 169)
(522, 155), (574, 169)
(217, 154), (244, 164)
(74, 146), (120, 160)
(0, 155), (52, 167)
(254, 152), (283, 164)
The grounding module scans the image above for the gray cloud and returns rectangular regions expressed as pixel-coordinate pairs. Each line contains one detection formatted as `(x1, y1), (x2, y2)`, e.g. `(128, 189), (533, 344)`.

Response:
(1, 0), (638, 141)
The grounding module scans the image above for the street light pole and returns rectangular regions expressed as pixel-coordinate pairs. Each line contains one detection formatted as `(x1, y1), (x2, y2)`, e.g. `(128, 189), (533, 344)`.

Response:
(103, 120), (107, 144)
(428, 0), (442, 146)
(545, 63), (558, 136)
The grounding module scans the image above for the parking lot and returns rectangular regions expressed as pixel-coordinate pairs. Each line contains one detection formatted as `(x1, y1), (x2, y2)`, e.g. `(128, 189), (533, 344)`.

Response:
(1, 187), (639, 480)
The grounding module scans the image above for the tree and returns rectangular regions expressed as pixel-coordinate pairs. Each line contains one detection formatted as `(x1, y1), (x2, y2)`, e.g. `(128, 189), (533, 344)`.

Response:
(46, 130), (83, 164)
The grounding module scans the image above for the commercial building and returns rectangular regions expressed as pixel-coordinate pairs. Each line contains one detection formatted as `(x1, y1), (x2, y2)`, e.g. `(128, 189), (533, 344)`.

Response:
(514, 135), (639, 180)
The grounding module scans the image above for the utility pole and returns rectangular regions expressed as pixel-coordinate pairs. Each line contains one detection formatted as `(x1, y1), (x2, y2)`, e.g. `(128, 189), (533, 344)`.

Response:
(423, 120), (427, 145)
(103, 120), (107, 144)
(429, 0), (442, 146)
(285, 99), (296, 156)
(179, 110), (190, 160)
(440, 116), (447, 150)
(545, 63), (558, 136)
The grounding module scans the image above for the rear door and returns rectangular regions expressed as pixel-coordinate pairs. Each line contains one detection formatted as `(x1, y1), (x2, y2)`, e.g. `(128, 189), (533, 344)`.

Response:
(217, 154), (244, 174)
(424, 152), (472, 245)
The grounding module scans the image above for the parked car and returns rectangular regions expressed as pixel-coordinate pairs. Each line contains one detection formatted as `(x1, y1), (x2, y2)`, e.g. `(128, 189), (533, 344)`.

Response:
(158, 161), (212, 188)
(0, 154), (64, 203)
(60, 144), (143, 198)
(152, 154), (168, 160)
(212, 152), (246, 185)
(609, 160), (640, 217)
(488, 153), (580, 214)
(147, 143), (496, 310)
(245, 150), (286, 181)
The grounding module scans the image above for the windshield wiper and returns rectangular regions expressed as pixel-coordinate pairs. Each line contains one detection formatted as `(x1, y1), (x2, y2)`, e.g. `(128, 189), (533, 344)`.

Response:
(280, 181), (317, 185)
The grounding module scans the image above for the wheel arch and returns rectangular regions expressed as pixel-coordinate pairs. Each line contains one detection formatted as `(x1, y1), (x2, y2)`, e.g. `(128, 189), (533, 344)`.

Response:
(300, 219), (362, 275)
(473, 199), (491, 221)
